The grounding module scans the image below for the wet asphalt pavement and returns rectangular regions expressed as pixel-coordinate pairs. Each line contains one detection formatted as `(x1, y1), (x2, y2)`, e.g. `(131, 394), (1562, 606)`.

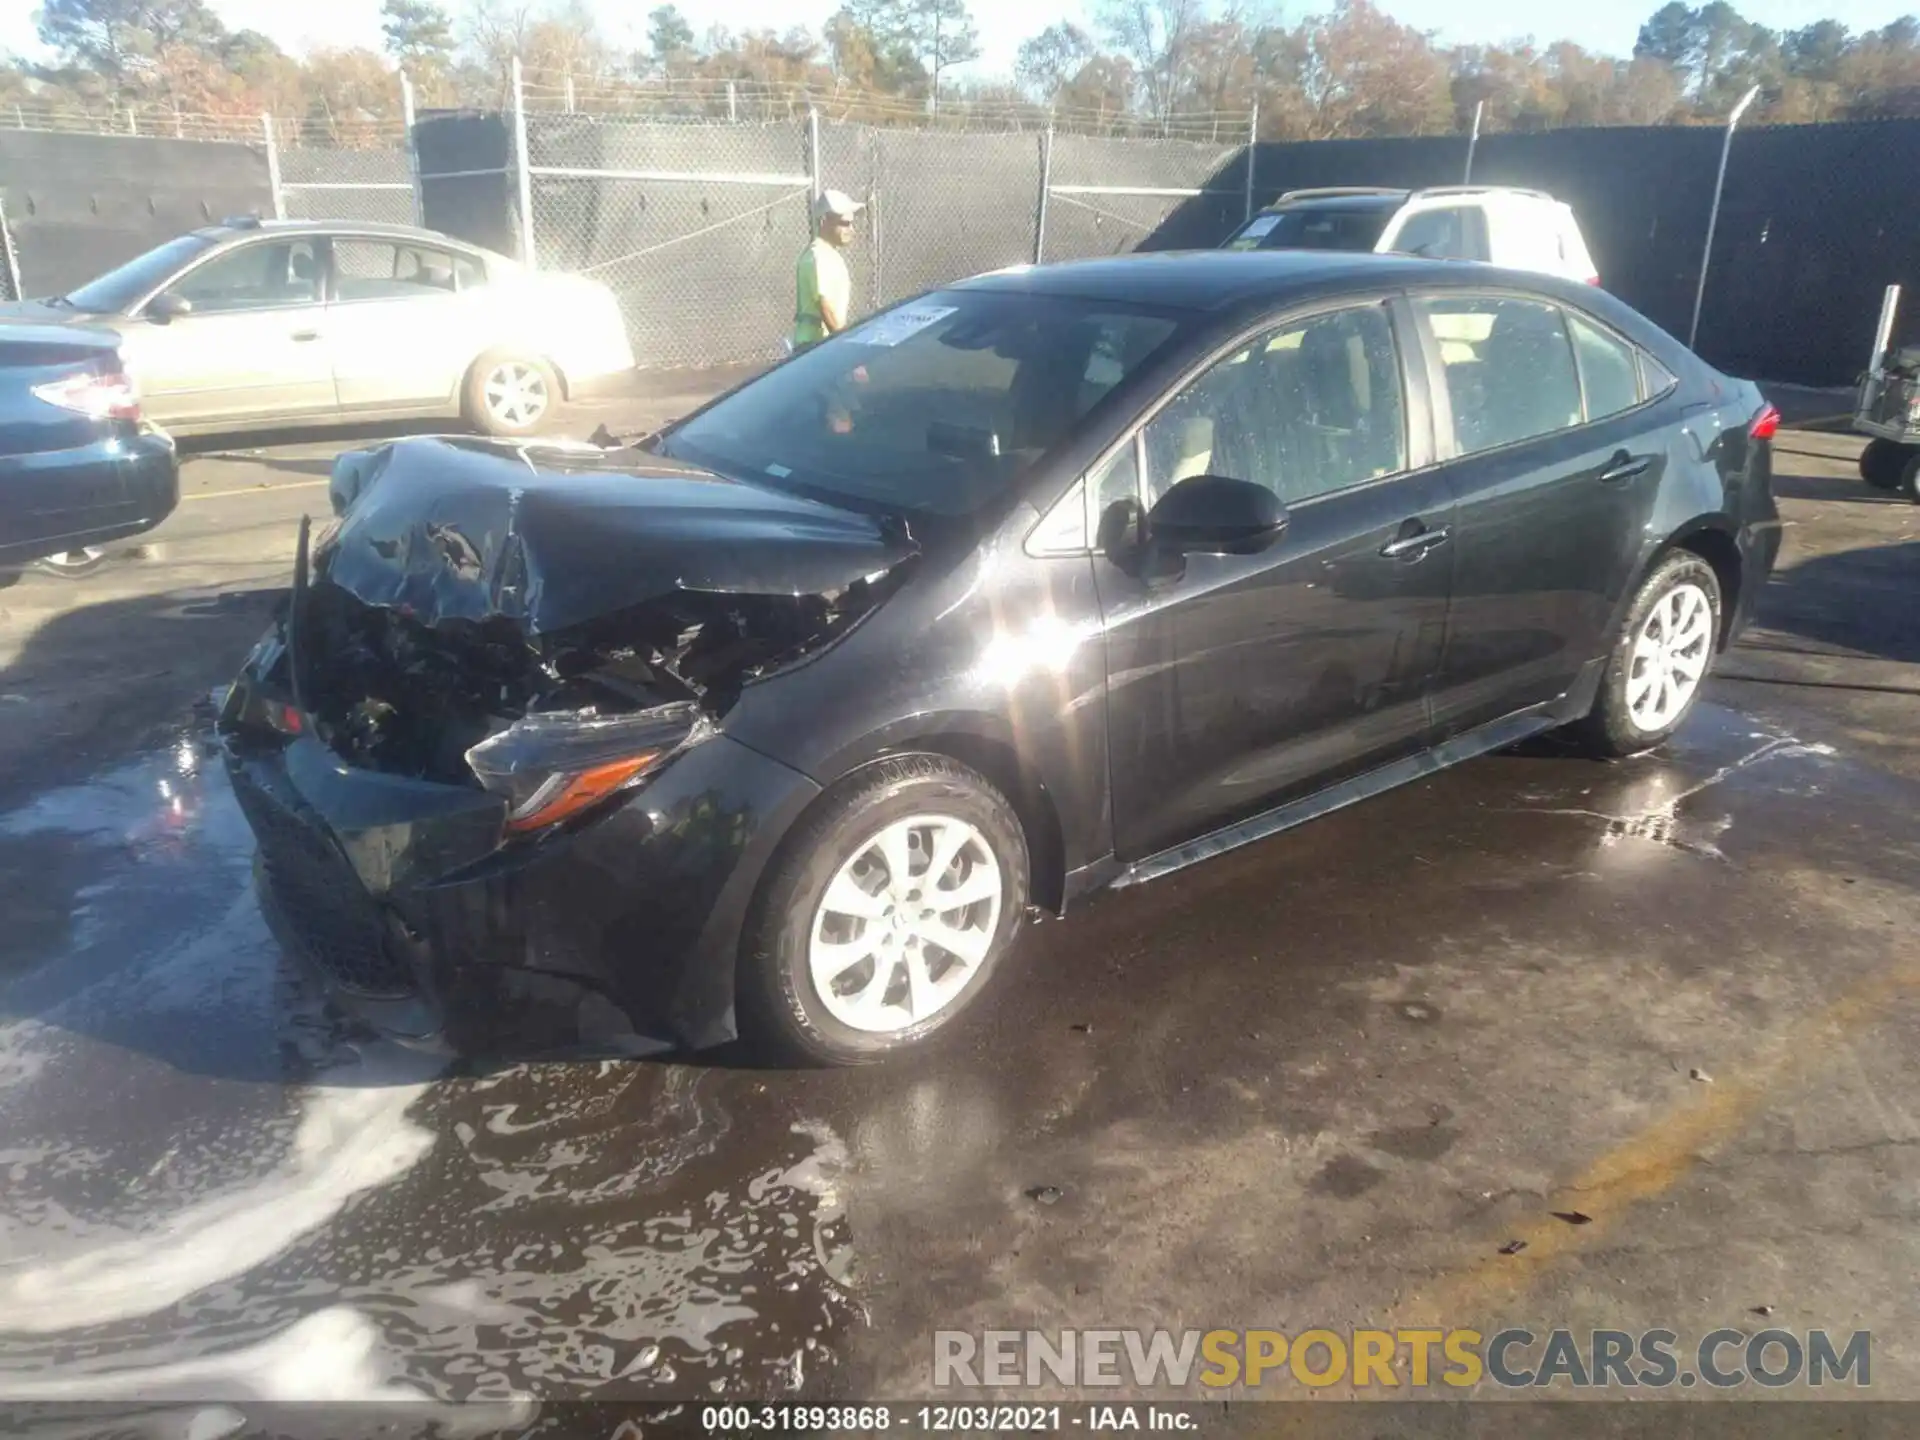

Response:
(3, 393), (1920, 1418)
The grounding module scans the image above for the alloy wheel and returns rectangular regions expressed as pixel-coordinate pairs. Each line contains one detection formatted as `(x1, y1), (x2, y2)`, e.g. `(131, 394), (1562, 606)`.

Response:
(482, 361), (549, 430)
(33, 547), (106, 576)
(807, 813), (1004, 1034)
(1627, 581), (1713, 732)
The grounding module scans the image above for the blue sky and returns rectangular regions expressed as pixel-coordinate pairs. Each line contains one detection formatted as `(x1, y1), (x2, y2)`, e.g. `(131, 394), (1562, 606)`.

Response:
(5, 0), (1918, 78)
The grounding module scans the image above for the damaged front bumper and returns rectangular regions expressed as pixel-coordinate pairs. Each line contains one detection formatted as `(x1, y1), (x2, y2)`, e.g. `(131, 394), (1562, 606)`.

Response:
(219, 433), (917, 1054)
(222, 689), (820, 1057)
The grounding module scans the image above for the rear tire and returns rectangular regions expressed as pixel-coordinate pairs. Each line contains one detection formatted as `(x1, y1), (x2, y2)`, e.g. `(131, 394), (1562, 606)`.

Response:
(462, 351), (558, 438)
(31, 547), (108, 579)
(1902, 449), (1920, 504)
(1574, 551), (1722, 758)
(738, 754), (1029, 1066)
(1860, 438), (1906, 490)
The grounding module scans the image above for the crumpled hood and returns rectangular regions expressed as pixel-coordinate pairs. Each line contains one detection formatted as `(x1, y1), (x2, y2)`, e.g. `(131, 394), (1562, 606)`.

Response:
(320, 436), (918, 635)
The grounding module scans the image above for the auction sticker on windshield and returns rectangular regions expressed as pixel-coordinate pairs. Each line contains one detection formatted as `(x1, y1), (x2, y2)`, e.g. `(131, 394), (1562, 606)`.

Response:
(848, 304), (956, 347)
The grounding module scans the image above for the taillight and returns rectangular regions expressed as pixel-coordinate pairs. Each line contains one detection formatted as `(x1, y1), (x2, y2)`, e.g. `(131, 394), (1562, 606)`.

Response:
(31, 368), (140, 421)
(1585, 274), (1602, 286)
(1749, 404), (1781, 441)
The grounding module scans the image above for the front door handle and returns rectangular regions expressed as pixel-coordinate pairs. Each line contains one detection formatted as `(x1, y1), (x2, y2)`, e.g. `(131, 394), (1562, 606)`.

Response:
(291, 329), (322, 342)
(1380, 525), (1451, 559)
(1599, 451), (1651, 483)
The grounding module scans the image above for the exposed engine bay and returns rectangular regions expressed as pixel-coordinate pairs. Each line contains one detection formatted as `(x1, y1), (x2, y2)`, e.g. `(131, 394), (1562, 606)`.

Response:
(282, 435), (916, 785)
(299, 572), (885, 783)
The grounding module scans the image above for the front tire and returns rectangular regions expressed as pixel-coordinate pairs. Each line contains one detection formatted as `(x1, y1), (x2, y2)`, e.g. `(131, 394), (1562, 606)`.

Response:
(1860, 438), (1908, 490)
(739, 755), (1030, 1066)
(1575, 551), (1722, 758)
(463, 351), (557, 438)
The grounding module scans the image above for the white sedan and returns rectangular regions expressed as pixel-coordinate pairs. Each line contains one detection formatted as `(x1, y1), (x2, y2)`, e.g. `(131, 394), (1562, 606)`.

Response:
(0, 219), (636, 437)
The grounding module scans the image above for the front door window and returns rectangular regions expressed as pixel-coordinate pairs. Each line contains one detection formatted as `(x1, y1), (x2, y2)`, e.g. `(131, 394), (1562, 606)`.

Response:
(169, 240), (321, 314)
(1140, 303), (1407, 509)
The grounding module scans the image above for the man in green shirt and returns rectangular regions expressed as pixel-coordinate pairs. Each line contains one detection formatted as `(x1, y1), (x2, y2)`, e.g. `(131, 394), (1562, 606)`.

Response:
(793, 190), (863, 351)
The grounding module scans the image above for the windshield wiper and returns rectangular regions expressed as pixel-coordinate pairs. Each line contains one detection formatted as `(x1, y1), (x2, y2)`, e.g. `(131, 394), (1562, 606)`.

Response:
(41, 295), (76, 309)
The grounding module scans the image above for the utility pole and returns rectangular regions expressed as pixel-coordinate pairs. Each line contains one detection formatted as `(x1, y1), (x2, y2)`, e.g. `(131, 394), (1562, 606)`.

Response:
(1689, 85), (1760, 350)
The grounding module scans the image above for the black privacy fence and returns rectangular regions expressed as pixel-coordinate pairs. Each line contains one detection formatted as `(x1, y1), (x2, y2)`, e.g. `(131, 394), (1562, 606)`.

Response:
(7, 107), (1920, 387)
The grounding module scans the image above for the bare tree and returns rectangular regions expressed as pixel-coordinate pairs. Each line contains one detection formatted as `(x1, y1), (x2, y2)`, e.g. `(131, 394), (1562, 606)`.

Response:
(1096, 0), (1208, 127)
(461, 0), (536, 90)
(1279, 0), (1451, 140)
(1016, 21), (1098, 103)
(897, 0), (981, 110)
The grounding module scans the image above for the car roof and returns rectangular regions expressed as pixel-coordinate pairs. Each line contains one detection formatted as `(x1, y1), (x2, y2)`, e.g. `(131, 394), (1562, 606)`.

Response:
(1270, 192), (1409, 213)
(956, 249), (1518, 311)
(1261, 184), (1558, 215)
(188, 219), (481, 247)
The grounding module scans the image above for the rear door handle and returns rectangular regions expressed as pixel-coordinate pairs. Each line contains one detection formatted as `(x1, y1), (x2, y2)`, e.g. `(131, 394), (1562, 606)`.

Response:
(1599, 452), (1651, 483)
(291, 329), (322, 342)
(1380, 525), (1451, 559)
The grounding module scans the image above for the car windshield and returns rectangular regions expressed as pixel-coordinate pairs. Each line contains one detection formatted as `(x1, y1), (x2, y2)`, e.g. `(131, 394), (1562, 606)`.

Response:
(664, 290), (1184, 518)
(1227, 207), (1393, 253)
(61, 234), (216, 313)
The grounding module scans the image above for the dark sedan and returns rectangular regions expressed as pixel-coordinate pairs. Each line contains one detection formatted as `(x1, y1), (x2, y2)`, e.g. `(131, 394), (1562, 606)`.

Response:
(219, 251), (1781, 1064)
(0, 323), (178, 585)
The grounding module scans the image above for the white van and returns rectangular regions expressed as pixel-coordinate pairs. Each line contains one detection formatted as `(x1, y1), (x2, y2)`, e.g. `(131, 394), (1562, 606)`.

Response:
(1226, 185), (1601, 286)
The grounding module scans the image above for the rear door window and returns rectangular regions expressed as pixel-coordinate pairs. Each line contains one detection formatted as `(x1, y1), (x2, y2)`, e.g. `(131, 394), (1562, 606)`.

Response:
(1418, 294), (1583, 456)
(1640, 353), (1679, 398)
(1567, 312), (1643, 420)
(333, 240), (462, 301)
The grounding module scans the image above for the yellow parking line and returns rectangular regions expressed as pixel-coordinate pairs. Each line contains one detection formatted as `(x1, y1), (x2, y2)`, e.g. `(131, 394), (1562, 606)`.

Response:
(1401, 946), (1920, 1325)
(181, 478), (332, 503)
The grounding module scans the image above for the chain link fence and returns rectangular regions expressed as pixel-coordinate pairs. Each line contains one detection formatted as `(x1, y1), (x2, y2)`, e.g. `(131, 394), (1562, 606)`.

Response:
(515, 95), (1242, 370)
(0, 92), (425, 230)
(1042, 132), (1247, 264)
(524, 114), (812, 367)
(8, 72), (1915, 386)
(266, 100), (421, 226)
(868, 128), (1044, 307)
(275, 144), (418, 225)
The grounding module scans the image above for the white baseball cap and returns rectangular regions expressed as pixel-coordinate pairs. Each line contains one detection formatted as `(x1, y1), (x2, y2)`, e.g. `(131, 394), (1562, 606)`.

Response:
(815, 189), (865, 223)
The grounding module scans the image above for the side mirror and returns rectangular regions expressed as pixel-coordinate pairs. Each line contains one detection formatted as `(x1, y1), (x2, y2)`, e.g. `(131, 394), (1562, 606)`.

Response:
(1146, 474), (1287, 555)
(146, 291), (192, 323)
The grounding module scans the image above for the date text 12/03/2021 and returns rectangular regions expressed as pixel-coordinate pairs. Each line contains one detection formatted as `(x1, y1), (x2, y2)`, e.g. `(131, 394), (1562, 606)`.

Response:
(692, 1406), (1193, 1432)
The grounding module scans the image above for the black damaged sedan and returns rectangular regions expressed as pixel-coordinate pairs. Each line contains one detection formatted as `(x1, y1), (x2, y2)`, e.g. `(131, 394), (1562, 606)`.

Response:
(219, 251), (1781, 1064)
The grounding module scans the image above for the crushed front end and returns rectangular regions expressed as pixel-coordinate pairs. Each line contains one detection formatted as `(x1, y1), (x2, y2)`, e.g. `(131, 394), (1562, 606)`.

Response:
(219, 437), (913, 1055)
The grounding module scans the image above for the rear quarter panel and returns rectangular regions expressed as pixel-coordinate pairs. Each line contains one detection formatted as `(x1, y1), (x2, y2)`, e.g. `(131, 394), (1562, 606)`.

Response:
(489, 273), (635, 382)
(1609, 374), (1777, 646)
(0, 334), (138, 557)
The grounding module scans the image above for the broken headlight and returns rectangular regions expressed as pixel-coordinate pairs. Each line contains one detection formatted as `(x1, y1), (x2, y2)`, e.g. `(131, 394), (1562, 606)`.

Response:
(465, 702), (711, 835)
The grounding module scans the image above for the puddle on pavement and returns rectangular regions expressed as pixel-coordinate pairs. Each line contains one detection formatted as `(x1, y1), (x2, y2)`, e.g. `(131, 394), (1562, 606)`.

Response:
(0, 699), (1890, 1404)
(1496, 704), (1844, 865)
(0, 729), (860, 1402)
